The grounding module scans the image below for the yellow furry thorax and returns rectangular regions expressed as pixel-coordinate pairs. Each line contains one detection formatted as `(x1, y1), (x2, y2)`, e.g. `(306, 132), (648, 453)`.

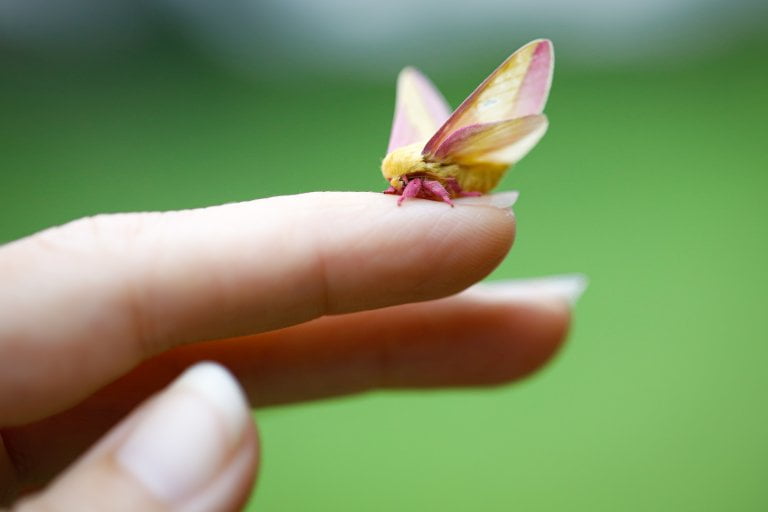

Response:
(381, 142), (507, 194)
(381, 143), (446, 190)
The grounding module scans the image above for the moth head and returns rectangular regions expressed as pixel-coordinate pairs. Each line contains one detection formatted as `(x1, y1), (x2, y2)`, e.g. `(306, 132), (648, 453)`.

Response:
(388, 176), (406, 191)
(381, 142), (427, 189)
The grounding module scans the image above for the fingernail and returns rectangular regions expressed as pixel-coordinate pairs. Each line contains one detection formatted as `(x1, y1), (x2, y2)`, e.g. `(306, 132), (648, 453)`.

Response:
(469, 274), (589, 306)
(116, 362), (249, 505)
(454, 191), (520, 209)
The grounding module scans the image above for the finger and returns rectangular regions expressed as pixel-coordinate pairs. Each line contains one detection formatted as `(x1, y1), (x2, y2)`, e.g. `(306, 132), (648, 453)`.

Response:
(2, 275), (584, 488)
(208, 276), (579, 404)
(10, 363), (257, 511)
(0, 191), (516, 424)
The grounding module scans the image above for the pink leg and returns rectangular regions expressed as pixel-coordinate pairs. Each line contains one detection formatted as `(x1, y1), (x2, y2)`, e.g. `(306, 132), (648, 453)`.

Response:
(445, 178), (461, 195)
(445, 178), (481, 197)
(383, 185), (398, 194)
(423, 180), (454, 207)
(397, 178), (422, 206)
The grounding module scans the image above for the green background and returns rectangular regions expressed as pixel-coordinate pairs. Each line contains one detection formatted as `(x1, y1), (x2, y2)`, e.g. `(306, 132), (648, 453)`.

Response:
(2, 34), (767, 510)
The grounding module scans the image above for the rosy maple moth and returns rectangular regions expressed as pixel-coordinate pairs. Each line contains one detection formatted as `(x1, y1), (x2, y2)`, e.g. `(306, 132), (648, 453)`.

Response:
(382, 39), (554, 206)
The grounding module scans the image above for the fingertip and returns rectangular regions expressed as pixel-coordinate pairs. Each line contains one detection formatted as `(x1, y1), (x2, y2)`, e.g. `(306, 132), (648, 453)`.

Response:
(417, 299), (570, 389)
(293, 192), (516, 312)
(495, 299), (571, 383)
(447, 275), (587, 385)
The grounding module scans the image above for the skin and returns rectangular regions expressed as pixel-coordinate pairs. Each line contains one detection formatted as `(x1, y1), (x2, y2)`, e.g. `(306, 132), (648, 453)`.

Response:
(0, 192), (570, 511)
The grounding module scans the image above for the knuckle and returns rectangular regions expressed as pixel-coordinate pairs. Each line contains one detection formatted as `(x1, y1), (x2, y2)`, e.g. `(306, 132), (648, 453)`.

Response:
(26, 212), (165, 359)
(23, 213), (153, 265)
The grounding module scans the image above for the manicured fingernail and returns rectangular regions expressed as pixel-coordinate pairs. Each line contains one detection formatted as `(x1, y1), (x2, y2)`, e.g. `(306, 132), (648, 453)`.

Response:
(469, 274), (589, 306)
(455, 191), (519, 209)
(116, 362), (249, 505)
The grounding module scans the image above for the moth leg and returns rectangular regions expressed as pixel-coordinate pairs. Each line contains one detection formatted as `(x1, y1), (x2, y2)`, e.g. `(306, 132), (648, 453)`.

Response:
(445, 178), (462, 195)
(383, 185), (398, 194)
(445, 178), (481, 197)
(397, 177), (422, 206)
(423, 180), (454, 207)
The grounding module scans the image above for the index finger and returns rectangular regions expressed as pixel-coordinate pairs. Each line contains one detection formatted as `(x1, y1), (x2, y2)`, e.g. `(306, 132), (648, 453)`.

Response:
(0, 191), (517, 424)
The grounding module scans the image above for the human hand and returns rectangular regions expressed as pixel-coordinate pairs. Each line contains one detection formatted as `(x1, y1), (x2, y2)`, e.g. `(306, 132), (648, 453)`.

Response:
(0, 192), (583, 511)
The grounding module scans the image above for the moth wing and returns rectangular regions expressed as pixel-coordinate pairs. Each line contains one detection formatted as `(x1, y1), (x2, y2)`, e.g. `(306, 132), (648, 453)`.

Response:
(387, 67), (452, 153)
(433, 115), (548, 166)
(423, 39), (553, 156)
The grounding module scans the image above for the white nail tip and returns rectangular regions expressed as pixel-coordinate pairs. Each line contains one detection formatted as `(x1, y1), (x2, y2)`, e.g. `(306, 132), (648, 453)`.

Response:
(470, 274), (589, 306)
(173, 362), (250, 441)
(116, 362), (249, 504)
(455, 191), (520, 209)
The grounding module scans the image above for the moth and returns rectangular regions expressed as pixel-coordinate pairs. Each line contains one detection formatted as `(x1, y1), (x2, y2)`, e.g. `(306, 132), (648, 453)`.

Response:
(382, 39), (553, 206)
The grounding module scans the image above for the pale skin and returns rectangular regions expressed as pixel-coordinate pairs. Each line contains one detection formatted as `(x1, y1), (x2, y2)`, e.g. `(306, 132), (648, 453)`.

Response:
(0, 192), (572, 511)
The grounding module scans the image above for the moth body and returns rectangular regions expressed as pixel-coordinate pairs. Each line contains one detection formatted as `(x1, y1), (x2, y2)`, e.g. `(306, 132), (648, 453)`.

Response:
(381, 142), (449, 189)
(381, 143), (505, 194)
(381, 39), (554, 205)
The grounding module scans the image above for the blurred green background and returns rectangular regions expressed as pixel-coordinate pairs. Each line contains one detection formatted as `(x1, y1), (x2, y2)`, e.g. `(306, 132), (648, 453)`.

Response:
(1, 1), (767, 510)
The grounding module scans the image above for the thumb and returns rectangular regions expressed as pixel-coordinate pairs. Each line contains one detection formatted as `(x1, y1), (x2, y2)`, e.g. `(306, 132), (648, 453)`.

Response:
(16, 362), (258, 512)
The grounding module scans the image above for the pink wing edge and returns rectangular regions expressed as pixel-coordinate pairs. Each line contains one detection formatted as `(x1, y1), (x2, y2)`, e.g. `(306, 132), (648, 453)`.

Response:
(422, 39), (554, 157)
(387, 67), (452, 154)
(433, 115), (549, 164)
